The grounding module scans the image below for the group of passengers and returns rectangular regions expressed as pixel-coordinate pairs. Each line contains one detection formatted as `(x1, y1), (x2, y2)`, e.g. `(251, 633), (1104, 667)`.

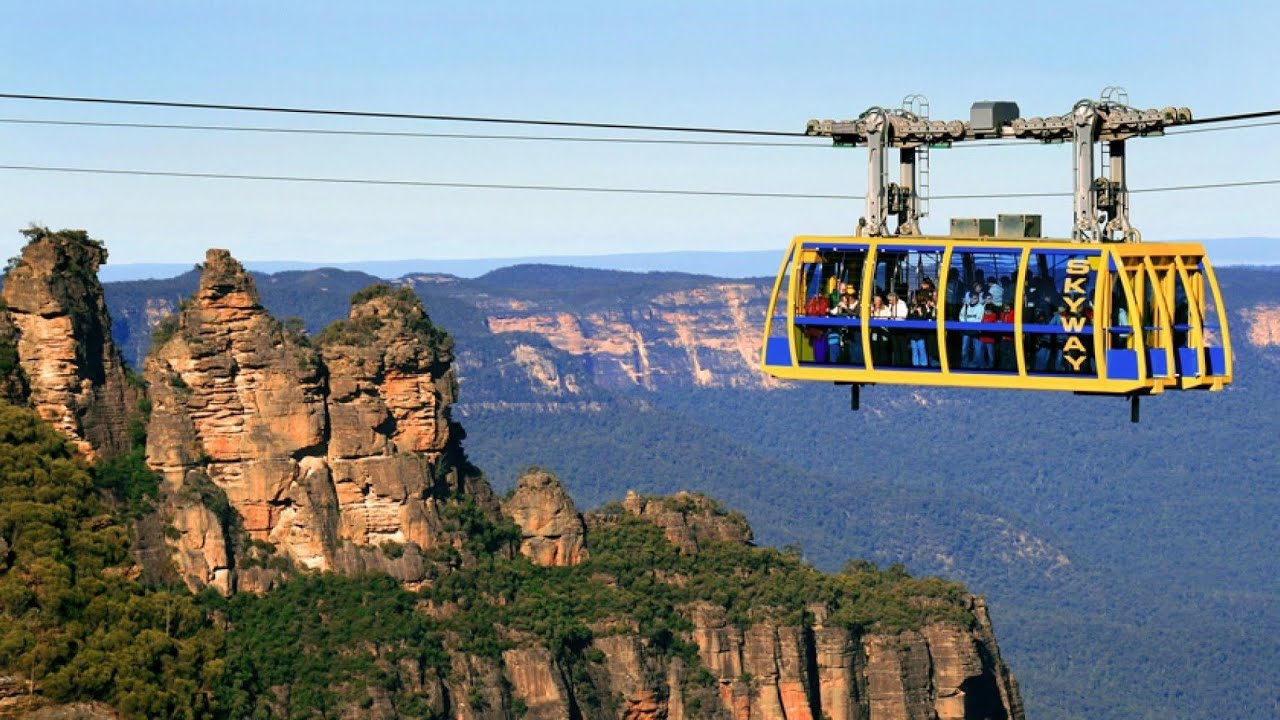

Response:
(803, 271), (1097, 374)
(955, 290), (1016, 370)
(821, 279), (941, 368)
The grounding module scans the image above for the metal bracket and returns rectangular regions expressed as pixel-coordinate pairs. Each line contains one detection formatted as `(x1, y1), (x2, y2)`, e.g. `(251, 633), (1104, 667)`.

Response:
(863, 109), (889, 237)
(1072, 100), (1101, 241)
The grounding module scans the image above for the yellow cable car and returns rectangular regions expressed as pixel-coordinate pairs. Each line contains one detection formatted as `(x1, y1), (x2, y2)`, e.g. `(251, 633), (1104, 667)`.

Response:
(759, 95), (1232, 420)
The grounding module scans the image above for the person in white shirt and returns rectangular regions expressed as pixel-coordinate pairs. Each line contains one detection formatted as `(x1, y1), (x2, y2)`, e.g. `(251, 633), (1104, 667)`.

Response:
(957, 292), (985, 367)
(988, 280), (1004, 307)
(886, 292), (909, 365)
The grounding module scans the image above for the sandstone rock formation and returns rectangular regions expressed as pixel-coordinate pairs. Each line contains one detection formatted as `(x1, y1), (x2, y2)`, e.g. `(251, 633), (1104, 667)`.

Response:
(502, 469), (587, 566)
(587, 489), (753, 554)
(144, 251), (498, 593)
(0, 228), (138, 460)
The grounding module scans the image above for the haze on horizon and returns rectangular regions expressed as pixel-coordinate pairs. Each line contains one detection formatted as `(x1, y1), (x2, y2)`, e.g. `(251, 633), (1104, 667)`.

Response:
(3, 1), (1279, 266)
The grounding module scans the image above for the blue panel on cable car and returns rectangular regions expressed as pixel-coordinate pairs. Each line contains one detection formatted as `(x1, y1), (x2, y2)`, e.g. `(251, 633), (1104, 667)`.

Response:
(765, 337), (792, 366)
(1205, 347), (1227, 376)
(1147, 350), (1169, 377)
(1106, 350), (1140, 380)
(1175, 347), (1200, 376)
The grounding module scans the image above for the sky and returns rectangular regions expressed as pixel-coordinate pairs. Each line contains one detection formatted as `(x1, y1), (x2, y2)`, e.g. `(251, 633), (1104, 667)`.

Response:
(2, 1), (1278, 266)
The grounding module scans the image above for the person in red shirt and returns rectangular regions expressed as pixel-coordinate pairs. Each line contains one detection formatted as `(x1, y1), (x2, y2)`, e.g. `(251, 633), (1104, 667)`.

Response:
(998, 303), (1016, 371)
(978, 303), (998, 369)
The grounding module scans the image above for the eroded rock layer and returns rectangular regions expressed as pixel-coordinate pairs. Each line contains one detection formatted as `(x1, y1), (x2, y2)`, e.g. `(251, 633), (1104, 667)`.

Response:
(1, 228), (138, 460)
(145, 251), (497, 593)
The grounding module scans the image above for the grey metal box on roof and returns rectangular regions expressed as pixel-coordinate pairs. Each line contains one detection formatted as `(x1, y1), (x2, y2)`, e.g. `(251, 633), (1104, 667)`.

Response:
(970, 101), (1020, 135)
(950, 218), (996, 237)
(997, 214), (1042, 238)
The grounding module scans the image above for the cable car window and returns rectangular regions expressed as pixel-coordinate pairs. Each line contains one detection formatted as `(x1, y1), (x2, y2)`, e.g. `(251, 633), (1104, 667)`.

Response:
(1108, 269), (1133, 350)
(1193, 261), (1228, 376)
(1192, 262), (1221, 347)
(868, 247), (942, 369)
(1024, 251), (1098, 375)
(946, 249), (1018, 371)
(794, 247), (867, 366)
(767, 255), (792, 340)
(1172, 267), (1191, 348)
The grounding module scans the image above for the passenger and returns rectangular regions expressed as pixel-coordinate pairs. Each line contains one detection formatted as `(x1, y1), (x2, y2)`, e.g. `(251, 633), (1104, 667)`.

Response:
(1000, 276), (1014, 306)
(886, 292), (909, 365)
(1050, 304), (1067, 370)
(957, 292), (985, 368)
(870, 294), (890, 365)
(907, 296), (930, 367)
(1034, 273), (1060, 315)
(918, 277), (936, 305)
(923, 296), (940, 367)
(804, 291), (830, 317)
(988, 279), (1004, 307)
(946, 276), (964, 318)
(978, 303), (998, 369)
(1113, 305), (1131, 349)
(886, 292), (908, 319)
(831, 288), (858, 316)
(998, 303), (1016, 371)
(1032, 310), (1051, 371)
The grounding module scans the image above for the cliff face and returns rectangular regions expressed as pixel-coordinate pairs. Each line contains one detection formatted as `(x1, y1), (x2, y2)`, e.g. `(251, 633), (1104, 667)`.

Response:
(479, 482), (1024, 720)
(144, 251), (498, 594)
(0, 228), (138, 460)
(1241, 303), (1280, 351)
(493, 481), (1024, 720)
(477, 280), (780, 392)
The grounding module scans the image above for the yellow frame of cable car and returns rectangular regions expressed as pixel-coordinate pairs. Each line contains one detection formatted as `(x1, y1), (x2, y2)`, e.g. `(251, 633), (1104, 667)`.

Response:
(759, 235), (1233, 395)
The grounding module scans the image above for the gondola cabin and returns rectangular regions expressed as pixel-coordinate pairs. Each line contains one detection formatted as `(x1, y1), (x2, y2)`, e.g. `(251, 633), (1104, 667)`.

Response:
(760, 233), (1231, 394)
(759, 95), (1232, 417)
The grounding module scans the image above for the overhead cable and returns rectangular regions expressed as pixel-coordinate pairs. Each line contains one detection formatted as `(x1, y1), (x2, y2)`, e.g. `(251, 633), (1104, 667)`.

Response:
(4, 91), (1277, 137)
(0, 115), (1274, 152)
(0, 92), (805, 137)
(2, 163), (1277, 200)
(0, 118), (825, 148)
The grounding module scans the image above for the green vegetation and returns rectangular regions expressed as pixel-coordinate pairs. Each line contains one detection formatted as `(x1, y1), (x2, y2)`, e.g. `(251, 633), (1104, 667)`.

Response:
(18, 224), (105, 250)
(209, 573), (450, 719)
(428, 514), (973, 667)
(314, 284), (452, 353)
(0, 402), (224, 718)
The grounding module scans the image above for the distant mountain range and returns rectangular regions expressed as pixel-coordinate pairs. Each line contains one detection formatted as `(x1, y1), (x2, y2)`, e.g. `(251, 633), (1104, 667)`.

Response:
(97, 238), (1280, 282)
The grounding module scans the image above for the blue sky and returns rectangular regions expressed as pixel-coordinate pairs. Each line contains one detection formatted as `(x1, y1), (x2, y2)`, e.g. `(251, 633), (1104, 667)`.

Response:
(2, 1), (1277, 265)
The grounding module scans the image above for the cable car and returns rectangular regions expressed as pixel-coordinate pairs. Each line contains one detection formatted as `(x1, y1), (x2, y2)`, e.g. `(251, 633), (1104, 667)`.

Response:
(760, 94), (1232, 420)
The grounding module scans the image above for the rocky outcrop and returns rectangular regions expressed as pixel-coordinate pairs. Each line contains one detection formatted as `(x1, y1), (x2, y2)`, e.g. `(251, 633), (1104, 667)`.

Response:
(587, 490), (753, 554)
(144, 252), (498, 594)
(502, 469), (587, 566)
(0, 228), (138, 460)
(438, 589), (1020, 720)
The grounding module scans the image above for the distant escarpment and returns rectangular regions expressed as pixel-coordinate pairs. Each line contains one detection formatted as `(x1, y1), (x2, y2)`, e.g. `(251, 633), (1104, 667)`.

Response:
(143, 250), (497, 594)
(0, 227), (139, 460)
